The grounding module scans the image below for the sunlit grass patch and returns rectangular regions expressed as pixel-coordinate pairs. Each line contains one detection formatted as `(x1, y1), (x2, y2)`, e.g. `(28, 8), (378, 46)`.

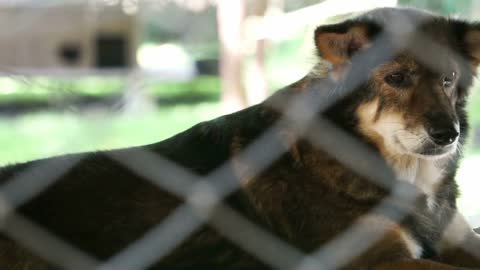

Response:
(0, 102), (220, 165)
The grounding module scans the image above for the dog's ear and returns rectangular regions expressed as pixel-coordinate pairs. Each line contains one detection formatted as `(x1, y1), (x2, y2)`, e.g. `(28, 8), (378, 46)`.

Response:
(314, 21), (379, 65)
(464, 23), (480, 67)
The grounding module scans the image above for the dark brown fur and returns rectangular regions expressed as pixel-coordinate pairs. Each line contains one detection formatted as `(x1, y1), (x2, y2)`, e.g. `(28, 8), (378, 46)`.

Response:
(0, 7), (479, 270)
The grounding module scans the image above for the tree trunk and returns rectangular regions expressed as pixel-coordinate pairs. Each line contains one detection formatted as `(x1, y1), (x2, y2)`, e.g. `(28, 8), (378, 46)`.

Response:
(246, 0), (269, 106)
(217, 0), (248, 113)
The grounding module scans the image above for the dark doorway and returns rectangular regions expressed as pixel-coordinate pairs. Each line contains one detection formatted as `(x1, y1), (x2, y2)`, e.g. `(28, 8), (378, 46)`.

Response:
(95, 35), (128, 68)
(59, 43), (82, 66)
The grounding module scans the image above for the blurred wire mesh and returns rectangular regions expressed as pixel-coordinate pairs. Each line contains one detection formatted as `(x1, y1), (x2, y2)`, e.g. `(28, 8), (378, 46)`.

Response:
(0, 0), (478, 269)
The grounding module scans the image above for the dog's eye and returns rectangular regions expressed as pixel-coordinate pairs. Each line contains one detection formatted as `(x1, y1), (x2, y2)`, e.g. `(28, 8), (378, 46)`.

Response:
(443, 72), (456, 88)
(385, 72), (410, 88)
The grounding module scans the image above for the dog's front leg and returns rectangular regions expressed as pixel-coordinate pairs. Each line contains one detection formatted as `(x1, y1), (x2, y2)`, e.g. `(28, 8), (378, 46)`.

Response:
(437, 212), (480, 268)
(347, 222), (473, 270)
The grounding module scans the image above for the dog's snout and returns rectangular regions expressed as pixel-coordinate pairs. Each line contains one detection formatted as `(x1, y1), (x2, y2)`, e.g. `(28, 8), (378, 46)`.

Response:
(425, 110), (459, 146)
(428, 126), (459, 146)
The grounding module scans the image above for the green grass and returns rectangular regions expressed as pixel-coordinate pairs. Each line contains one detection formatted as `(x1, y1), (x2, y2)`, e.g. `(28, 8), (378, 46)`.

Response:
(0, 77), (124, 103)
(146, 76), (220, 99)
(0, 75), (221, 104)
(0, 75), (223, 164)
(0, 102), (220, 165)
(467, 84), (480, 125)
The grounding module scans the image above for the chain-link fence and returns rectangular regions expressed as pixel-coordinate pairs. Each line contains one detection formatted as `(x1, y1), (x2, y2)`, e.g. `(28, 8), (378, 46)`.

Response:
(0, 1), (478, 270)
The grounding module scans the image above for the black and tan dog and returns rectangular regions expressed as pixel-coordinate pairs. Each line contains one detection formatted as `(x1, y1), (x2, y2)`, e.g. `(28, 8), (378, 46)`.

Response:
(1, 7), (480, 270)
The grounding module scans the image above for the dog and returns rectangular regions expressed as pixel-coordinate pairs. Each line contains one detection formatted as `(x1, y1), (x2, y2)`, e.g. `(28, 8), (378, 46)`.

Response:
(0, 7), (479, 270)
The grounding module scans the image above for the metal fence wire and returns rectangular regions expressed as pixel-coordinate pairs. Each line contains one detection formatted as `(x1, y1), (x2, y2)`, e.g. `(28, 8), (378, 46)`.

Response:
(0, 1), (478, 270)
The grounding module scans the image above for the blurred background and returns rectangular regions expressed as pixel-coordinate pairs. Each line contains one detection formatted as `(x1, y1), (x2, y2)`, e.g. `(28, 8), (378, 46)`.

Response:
(0, 0), (478, 226)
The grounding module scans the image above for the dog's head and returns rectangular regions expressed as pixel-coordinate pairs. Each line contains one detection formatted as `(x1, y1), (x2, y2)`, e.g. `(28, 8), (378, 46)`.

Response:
(315, 8), (480, 160)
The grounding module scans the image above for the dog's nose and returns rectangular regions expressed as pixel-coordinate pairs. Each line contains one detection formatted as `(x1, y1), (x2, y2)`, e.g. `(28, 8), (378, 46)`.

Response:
(428, 127), (459, 146)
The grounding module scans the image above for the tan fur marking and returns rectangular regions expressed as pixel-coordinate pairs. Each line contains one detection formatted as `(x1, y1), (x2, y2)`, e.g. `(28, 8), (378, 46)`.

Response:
(316, 25), (371, 65)
(356, 99), (393, 157)
(359, 215), (422, 259)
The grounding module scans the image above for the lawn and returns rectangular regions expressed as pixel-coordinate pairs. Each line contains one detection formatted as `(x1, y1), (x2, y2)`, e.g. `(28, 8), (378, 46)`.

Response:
(0, 75), (222, 164)
(0, 102), (220, 165)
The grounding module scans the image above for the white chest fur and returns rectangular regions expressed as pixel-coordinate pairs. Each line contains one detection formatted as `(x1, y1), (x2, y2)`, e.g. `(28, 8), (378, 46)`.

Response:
(392, 157), (446, 210)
